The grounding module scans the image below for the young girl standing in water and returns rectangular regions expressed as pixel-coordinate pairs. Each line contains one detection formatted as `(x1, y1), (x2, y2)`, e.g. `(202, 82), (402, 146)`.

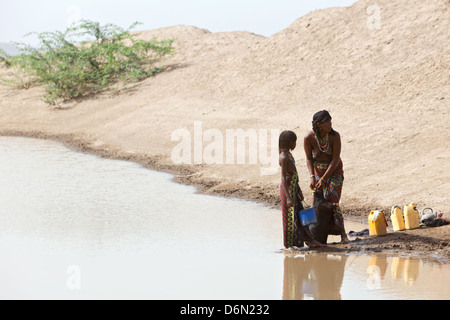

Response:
(279, 130), (324, 249)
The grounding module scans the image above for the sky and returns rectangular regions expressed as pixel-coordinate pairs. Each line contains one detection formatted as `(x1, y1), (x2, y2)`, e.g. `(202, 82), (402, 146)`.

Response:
(1, 0), (357, 44)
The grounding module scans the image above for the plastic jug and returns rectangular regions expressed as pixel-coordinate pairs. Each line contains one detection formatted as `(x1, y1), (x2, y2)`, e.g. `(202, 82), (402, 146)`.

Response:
(368, 210), (387, 236)
(390, 206), (405, 231)
(404, 203), (420, 230)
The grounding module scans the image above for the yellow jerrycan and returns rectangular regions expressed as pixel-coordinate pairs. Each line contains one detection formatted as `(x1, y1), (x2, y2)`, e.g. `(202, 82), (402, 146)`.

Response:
(368, 210), (388, 236)
(404, 203), (420, 230)
(391, 257), (405, 279)
(390, 206), (405, 231)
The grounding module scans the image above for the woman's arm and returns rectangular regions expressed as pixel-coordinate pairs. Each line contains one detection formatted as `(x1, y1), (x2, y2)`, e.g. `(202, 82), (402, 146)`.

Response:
(304, 134), (316, 190)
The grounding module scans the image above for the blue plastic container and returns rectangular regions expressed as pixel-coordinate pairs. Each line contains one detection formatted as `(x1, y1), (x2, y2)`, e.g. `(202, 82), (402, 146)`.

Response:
(298, 207), (317, 226)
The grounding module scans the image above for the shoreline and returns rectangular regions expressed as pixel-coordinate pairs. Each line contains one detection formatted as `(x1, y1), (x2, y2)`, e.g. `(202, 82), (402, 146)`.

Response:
(2, 129), (449, 264)
(0, 129), (383, 218)
(0, 129), (280, 207)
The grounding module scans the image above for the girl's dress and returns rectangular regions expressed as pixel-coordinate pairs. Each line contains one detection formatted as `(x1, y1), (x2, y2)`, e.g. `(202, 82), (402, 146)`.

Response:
(280, 151), (313, 248)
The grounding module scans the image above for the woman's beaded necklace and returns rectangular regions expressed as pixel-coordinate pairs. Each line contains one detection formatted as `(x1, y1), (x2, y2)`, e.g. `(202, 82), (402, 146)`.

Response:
(315, 133), (330, 153)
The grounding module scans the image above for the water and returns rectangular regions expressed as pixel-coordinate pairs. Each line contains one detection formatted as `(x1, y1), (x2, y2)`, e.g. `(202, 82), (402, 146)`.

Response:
(0, 136), (449, 300)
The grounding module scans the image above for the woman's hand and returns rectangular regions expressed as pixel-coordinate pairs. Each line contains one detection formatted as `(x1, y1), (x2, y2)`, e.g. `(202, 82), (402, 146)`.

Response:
(309, 177), (316, 190)
(315, 178), (326, 190)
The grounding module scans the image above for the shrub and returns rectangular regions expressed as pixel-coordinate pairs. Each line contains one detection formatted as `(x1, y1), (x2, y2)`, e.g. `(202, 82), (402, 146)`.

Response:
(0, 48), (10, 66)
(0, 20), (174, 105)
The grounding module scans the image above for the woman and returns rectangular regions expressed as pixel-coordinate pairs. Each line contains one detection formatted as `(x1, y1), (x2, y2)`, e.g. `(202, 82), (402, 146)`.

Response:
(304, 110), (349, 243)
(279, 130), (324, 249)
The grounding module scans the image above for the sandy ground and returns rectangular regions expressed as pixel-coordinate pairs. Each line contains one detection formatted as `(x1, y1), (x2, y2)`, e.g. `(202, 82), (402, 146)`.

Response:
(0, 0), (449, 262)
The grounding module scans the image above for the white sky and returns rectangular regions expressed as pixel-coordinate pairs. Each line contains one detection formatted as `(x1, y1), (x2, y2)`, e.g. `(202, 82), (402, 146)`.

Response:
(1, 0), (357, 44)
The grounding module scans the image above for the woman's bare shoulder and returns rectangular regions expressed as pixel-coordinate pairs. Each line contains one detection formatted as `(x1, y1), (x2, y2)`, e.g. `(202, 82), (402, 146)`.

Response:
(331, 130), (340, 136)
(304, 130), (315, 139)
(330, 130), (341, 139)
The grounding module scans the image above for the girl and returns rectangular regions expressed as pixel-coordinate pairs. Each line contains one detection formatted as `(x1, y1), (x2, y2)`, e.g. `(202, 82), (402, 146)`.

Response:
(279, 130), (324, 249)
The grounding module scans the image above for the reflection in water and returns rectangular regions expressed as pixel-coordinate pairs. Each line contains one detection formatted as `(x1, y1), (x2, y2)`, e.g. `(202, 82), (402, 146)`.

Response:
(283, 253), (347, 300)
(367, 256), (421, 289)
(282, 253), (449, 300)
(367, 256), (388, 289)
(390, 257), (420, 284)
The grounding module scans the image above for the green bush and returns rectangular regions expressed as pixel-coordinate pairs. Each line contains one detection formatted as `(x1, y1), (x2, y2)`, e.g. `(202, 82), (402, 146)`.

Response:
(0, 20), (174, 105)
(0, 48), (11, 66)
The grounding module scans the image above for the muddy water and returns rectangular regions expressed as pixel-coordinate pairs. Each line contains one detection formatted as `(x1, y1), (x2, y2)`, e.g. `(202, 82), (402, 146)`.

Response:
(0, 137), (449, 300)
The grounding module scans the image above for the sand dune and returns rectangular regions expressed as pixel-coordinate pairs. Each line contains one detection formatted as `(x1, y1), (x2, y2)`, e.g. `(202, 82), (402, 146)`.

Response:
(0, 0), (449, 216)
